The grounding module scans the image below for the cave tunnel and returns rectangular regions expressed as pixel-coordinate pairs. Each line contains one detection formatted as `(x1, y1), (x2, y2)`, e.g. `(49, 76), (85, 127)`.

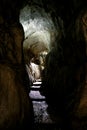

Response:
(0, 0), (87, 130)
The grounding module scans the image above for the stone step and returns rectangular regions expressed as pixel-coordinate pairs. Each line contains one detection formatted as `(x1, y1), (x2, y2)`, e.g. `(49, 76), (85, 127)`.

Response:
(33, 81), (42, 86)
(29, 90), (45, 100)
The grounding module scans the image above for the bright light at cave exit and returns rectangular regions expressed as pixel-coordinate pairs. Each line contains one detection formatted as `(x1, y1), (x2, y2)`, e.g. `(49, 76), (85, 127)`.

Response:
(19, 5), (57, 51)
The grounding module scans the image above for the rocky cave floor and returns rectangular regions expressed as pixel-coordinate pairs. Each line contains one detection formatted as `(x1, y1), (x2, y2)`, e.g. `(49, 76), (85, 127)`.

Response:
(29, 80), (60, 130)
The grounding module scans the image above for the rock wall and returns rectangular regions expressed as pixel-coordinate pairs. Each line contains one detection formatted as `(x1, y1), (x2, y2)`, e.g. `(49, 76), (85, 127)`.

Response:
(0, 1), (34, 129)
(41, 7), (87, 130)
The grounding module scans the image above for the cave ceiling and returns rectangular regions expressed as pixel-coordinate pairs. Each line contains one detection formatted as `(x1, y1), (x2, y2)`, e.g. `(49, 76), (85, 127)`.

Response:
(0, 0), (87, 56)
(19, 0), (87, 55)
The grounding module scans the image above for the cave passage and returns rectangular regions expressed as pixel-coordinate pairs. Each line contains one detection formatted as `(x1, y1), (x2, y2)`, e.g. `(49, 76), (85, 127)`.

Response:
(19, 4), (59, 83)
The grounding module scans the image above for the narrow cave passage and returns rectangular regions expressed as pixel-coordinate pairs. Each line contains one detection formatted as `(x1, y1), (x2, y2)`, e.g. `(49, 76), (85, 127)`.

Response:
(19, 4), (58, 84)
(19, 4), (61, 129)
(19, 2), (87, 130)
(0, 0), (87, 130)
